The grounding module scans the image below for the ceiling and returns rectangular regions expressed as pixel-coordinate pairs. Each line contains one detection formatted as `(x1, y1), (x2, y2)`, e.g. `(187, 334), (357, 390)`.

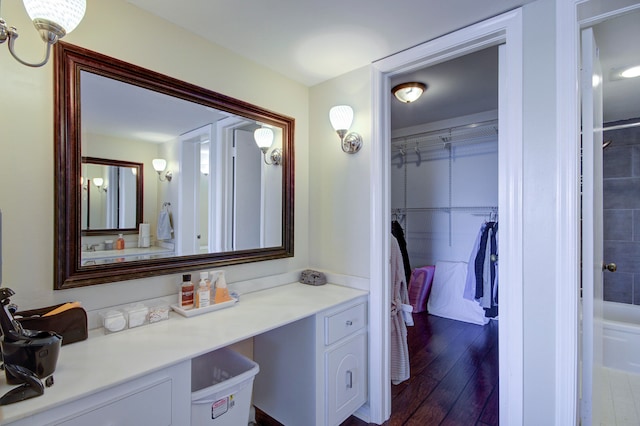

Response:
(389, 47), (499, 130)
(593, 9), (640, 124)
(387, 7), (640, 130)
(126, 0), (536, 87)
(94, 2), (639, 138)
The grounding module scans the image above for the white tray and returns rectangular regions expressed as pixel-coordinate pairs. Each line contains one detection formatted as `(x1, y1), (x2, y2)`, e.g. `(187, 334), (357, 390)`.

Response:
(171, 297), (238, 317)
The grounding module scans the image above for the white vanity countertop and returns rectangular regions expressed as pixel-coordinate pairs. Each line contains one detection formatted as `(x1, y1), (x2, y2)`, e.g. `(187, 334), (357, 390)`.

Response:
(0, 283), (368, 425)
(81, 246), (174, 261)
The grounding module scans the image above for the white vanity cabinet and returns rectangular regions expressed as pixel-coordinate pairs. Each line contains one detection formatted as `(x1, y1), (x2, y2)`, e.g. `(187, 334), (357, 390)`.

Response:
(0, 284), (368, 426)
(6, 361), (191, 426)
(253, 296), (368, 426)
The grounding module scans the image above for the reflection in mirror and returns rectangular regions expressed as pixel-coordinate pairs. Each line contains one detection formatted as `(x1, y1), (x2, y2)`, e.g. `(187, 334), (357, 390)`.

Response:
(55, 42), (294, 289)
(81, 157), (143, 233)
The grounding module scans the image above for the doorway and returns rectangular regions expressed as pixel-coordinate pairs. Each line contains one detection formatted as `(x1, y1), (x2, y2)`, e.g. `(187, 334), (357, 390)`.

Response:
(579, 5), (640, 425)
(370, 9), (524, 425)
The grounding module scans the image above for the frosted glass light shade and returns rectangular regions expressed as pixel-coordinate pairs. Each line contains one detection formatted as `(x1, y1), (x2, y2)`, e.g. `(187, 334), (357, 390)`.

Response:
(23, 0), (86, 34)
(392, 82), (426, 103)
(254, 128), (274, 150)
(92, 177), (103, 187)
(621, 65), (640, 79)
(329, 105), (354, 131)
(152, 158), (167, 172)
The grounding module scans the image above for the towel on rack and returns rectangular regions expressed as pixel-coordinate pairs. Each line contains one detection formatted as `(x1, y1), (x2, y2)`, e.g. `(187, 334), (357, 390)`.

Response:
(157, 204), (173, 240)
(391, 234), (411, 385)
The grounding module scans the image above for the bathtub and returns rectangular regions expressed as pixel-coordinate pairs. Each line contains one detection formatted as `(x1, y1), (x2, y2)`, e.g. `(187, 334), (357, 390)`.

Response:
(603, 301), (640, 374)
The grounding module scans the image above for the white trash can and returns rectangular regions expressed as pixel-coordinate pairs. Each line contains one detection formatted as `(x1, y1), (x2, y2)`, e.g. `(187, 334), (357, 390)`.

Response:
(191, 347), (260, 426)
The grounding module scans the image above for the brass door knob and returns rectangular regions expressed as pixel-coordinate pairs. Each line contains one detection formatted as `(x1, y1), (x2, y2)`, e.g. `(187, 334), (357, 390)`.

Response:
(604, 263), (617, 272)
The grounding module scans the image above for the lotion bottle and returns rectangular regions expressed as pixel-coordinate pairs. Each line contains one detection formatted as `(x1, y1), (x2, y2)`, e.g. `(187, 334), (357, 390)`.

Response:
(195, 272), (211, 308)
(214, 272), (232, 304)
(116, 234), (125, 250)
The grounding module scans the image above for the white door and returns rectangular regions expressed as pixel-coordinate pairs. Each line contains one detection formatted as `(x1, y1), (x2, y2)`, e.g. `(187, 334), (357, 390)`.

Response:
(580, 27), (604, 426)
(233, 129), (262, 250)
(178, 124), (213, 255)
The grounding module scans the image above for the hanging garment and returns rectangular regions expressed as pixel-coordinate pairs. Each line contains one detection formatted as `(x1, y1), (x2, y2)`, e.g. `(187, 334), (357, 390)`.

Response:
(157, 204), (173, 240)
(391, 220), (412, 284)
(464, 221), (499, 318)
(390, 234), (411, 385)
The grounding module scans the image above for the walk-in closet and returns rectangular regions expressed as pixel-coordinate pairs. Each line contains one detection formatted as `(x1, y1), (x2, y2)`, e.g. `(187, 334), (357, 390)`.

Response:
(386, 45), (500, 424)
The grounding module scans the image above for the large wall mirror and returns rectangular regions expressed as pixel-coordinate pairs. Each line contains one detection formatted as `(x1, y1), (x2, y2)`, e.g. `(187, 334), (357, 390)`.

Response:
(55, 42), (294, 289)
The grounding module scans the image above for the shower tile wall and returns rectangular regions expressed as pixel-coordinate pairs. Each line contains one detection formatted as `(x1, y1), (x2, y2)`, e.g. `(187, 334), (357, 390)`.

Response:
(603, 118), (640, 305)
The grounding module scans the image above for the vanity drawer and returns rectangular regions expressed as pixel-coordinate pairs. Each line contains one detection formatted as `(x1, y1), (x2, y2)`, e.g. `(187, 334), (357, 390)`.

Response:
(325, 302), (366, 346)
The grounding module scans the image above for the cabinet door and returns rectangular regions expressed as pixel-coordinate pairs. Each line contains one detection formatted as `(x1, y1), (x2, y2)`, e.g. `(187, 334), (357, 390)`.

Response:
(326, 333), (367, 426)
(56, 379), (173, 426)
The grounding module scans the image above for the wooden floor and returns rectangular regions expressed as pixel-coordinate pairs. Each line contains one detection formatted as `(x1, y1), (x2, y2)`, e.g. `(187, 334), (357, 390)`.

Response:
(256, 311), (499, 426)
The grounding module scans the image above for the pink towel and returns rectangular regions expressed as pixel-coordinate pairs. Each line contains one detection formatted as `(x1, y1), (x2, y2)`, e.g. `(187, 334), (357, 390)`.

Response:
(408, 266), (435, 313)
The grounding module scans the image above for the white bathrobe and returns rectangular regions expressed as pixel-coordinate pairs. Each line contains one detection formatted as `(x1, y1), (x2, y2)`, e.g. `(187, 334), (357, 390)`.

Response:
(390, 235), (411, 385)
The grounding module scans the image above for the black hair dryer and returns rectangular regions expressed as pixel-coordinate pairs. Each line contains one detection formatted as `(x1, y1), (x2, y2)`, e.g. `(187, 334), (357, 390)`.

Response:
(0, 288), (62, 405)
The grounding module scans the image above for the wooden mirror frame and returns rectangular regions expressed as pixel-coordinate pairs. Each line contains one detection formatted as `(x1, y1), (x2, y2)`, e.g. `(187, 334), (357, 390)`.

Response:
(81, 157), (144, 236)
(54, 42), (294, 289)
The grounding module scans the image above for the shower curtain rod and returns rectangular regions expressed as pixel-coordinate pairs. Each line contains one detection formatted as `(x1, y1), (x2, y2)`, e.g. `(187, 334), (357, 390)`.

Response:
(599, 121), (640, 132)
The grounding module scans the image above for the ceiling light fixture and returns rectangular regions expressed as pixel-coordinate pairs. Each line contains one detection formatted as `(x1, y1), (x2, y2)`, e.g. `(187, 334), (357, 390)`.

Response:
(329, 105), (362, 154)
(0, 0), (86, 67)
(392, 82), (427, 103)
(620, 65), (640, 79)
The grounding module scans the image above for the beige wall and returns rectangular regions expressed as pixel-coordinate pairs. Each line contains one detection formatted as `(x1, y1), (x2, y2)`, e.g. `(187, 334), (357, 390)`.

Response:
(0, 0), (577, 421)
(308, 0), (564, 422)
(308, 66), (372, 278)
(0, 0), (309, 311)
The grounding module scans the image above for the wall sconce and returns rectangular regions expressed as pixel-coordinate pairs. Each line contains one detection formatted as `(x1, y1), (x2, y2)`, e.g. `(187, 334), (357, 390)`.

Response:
(329, 105), (362, 154)
(254, 127), (282, 166)
(152, 158), (172, 182)
(200, 161), (209, 176)
(0, 0), (86, 67)
(92, 177), (107, 192)
(392, 82), (426, 103)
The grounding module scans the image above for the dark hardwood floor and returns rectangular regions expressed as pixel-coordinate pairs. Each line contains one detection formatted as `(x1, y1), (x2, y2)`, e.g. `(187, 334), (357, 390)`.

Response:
(256, 311), (498, 426)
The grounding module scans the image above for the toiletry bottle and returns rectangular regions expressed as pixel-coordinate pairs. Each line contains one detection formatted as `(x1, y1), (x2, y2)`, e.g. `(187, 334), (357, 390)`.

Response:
(116, 234), (125, 250)
(208, 271), (217, 301)
(195, 272), (210, 308)
(214, 272), (232, 304)
(179, 274), (194, 309)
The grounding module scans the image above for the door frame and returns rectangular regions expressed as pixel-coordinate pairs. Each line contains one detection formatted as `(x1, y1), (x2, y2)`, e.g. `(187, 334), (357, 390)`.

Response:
(556, 1), (640, 424)
(370, 9), (524, 424)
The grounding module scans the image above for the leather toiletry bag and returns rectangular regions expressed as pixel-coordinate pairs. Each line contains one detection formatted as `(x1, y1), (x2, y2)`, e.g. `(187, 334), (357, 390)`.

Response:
(15, 303), (88, 346)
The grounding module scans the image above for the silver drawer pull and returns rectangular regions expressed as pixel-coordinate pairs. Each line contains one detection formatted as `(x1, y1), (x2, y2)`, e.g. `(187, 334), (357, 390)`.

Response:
(346, 370), (353, 389)
(346, 320), (353, 326)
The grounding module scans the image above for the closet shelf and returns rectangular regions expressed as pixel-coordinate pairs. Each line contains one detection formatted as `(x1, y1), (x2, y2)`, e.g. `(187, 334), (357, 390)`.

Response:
(392, 206), (498, 213)
(391, 119), (498, 152)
